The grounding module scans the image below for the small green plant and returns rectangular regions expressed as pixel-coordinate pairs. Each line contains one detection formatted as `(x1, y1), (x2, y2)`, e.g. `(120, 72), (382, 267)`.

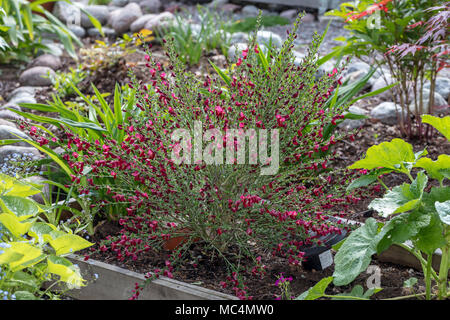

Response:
(51, 67), (87, 98)
(0, 0), (102, 63)
(0, 174), (94, 300)
(327, 0), (449, 140)
(226, 15), (290, 33)
(298, 114), (450, 300)
(160, 5), (231, 65)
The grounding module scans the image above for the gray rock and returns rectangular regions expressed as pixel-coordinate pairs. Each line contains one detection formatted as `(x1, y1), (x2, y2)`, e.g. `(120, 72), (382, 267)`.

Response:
(0, 109), (24, 122)
(207, 0), (228, 8)
(345, 61), (370, 77)
(342, 70), (372, 90)
(68, 25), (86, 38)
(230, 32), (248, 45)
(424, 77), (450, 100)
(370, 101), (404, 125)
(130, 14), (157, 32)
(53, 1), (81, 24)
(0, 119), (17, 128)
(1, 102), (21, 111)
(81, 5), (110, 28)
(110, 3), (143, 34)
(29, 54), (62, 70)
(40, 41), (63, 57)
(256, 30), (282, 48)
(371, 73), (396, 100)
(408, 89), (448, 115)
(24, 176), (52, 204)
(280, 9), (298, 20)
(7, 87), (40, 101)
(143, 11), (175, 33)
(0, 125), (31, 146)
(87, 27), (117, 37)
(0, 146), (41, 164)
(368, 68), (389, 87)
(227, 42), (248, 61)
(338, 106), (367, 130)
(109, 0), (129, 7)
(8, 94), (36, 105)
(140, 0), (161, 13)
(301, 13), (315, 23)
(241, 5), (259, 16)
(19, 67), (55, 87)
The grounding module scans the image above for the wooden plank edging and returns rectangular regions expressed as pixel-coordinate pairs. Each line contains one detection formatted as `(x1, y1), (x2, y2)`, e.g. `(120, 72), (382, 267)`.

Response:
(65, 254), (238, 300)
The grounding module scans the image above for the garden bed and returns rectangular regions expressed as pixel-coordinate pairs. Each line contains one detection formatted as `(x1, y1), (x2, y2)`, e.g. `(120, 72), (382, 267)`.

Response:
(77, 218), (429, 300)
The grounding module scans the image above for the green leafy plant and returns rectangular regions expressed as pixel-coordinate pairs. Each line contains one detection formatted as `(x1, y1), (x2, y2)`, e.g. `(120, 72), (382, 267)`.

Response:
(226, 15), (290, 33)
(51, 67), (87, 98)
(327, 0), (449, 140)
(159, 5), (231, 65)
(0, 173), (93, 300)
(298, 114), (450, 300)
(0, 0), (102, 62)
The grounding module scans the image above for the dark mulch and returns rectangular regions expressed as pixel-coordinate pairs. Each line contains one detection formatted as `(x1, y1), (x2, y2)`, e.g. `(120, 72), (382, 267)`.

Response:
(84, 219), (427, 300)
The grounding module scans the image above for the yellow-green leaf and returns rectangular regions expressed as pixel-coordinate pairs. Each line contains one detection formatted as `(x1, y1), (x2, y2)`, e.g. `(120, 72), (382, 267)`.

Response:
(0, 242), (44, 271)
(0, 195), (39, 220)
(422, 115), (450, 141)
(414, 154), (450, 183)
(0, 173), (41, 197)
(48, 234), (93, 255)
(47, 255), (85, 288)
(0, 213), (32, 237)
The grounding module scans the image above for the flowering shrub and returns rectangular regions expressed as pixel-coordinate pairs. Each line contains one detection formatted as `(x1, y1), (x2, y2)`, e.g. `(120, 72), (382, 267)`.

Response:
(26, 15), (367, 299)
(328, 0), (449, 140)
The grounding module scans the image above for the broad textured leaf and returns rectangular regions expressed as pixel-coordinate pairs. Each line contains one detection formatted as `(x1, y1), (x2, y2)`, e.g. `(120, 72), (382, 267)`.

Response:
(376, 209), (431, 253)
(333, 218), (382, 286)
(422, 115), (450, 140)
(0, 213), (32, 237)
(349, 139), (415, 173)
(415, 213), (446, 254)
(28, 222), (57, 244)
(46, 255), (85, 288)
(295, 276), (333, 300)
(422, 186), (450, 213)
(48, 234), (93, 255)
(414, 155), (450, 183)
(0, 195), (39, 220)
(435, 200), (450, 225)
(14, 291), (38, 300)
(369, 172), (427, 217)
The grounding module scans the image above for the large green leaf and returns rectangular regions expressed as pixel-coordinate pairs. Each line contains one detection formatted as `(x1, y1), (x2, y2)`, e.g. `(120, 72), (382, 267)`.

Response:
(0, 195), (40, 220)
(48, 234), (93, 255)
(295, 276), (333, 300)
(28, 222), (57, 244)
(349, 138), (415, 174)
(415, 213), (446, 254)
(435, 200), (450, 225)
(376, 209), (431, 253)
(422, 115), (450, 141)
(333, 218), (383, 286)
(346, 174), (378, 192)
(369, 172), (427, 217)
(414, 154), (450, 183)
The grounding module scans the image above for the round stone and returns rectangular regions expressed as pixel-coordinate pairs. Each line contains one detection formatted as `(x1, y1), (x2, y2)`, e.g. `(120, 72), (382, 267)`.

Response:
(19, 67), (55, 87)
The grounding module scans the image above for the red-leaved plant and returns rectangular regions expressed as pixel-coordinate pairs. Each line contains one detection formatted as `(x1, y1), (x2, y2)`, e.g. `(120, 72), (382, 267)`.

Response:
(22, 16), (369, 299)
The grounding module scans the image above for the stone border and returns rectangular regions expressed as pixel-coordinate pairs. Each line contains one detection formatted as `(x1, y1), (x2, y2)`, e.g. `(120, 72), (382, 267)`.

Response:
(64, 254), (238, 300)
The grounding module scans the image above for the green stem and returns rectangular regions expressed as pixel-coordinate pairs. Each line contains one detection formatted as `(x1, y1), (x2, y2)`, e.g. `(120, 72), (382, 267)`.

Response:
(376, 177), (389, 191)
(425, 254), (432, 300)
(438, 232), (449, 300)
(322, 294), (369, 301)
(397, 243), (439, 282)
(382, 292), (428, 300)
